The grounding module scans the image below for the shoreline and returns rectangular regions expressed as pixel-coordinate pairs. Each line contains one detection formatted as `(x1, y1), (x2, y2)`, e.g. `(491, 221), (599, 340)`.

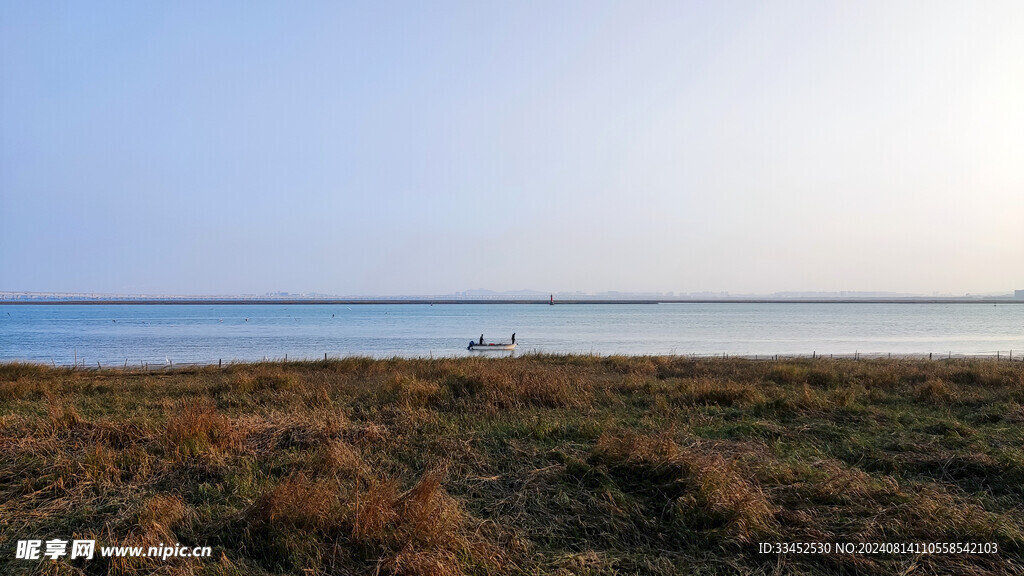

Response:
(5, 351), (1024, 370)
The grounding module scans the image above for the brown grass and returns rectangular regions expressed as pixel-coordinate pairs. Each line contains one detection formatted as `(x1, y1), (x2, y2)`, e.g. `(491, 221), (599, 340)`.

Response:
(674, 377), (766, 407)
(252, 473), (341, 531)
(384, 373), (443, 408)
(164, 401), (236, 457)
(303, 439), (368, 479)
(592, 430), (776, 543)
(916, 377), (957, 403)
(2, 356), (1023, 575)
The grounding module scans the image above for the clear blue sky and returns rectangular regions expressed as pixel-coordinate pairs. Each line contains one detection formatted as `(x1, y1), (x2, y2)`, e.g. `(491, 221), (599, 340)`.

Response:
(2, 1), (1022, 296)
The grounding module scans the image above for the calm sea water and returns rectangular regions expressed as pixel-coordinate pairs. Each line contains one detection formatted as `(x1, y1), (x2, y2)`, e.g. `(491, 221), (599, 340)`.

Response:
(1, 303), (1023, 365)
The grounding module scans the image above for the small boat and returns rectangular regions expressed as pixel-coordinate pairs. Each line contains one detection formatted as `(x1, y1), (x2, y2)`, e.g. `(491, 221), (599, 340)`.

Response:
(468, 333), (516, 351)
(468, 341), (516, 351)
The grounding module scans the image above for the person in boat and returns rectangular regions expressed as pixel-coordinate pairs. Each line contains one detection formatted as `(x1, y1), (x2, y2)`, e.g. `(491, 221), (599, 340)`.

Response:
(479, 334), (484, 345)
(511, 333), (516, 344)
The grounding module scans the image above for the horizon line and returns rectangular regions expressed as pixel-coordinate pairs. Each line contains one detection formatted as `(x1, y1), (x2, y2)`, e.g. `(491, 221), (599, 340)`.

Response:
(3, 289), (1021, 300)
(3, 297), (1024, 306)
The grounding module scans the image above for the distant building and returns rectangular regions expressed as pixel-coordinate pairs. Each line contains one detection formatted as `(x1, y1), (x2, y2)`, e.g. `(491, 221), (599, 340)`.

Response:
(1016, 290), (1024, 300)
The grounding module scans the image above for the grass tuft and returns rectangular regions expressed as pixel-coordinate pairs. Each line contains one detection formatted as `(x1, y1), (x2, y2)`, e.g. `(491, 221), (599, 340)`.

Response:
(916, 377), (957, 404)
(592, 431), (776, 542)
(164, 401), (236, 457)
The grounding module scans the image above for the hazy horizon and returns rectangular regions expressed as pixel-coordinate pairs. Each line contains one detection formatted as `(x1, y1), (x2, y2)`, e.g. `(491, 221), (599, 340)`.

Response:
(3, 1), (1023, 296)
(2, 287), (1019, 300)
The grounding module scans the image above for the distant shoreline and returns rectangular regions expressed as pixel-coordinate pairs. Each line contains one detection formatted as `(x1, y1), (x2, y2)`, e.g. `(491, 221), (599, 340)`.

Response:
(2, 298), (1023, 305)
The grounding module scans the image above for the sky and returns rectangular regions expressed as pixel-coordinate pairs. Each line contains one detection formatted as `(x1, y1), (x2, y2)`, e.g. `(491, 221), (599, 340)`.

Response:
(2, 1), (1023, 296)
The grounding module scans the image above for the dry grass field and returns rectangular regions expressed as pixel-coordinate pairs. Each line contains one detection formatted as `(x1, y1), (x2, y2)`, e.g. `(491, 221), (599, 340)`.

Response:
(1, 356), (1023, 575)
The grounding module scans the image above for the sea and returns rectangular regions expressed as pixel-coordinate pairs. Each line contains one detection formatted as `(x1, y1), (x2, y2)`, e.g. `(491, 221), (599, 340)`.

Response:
(1, 303), (1023, 366)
